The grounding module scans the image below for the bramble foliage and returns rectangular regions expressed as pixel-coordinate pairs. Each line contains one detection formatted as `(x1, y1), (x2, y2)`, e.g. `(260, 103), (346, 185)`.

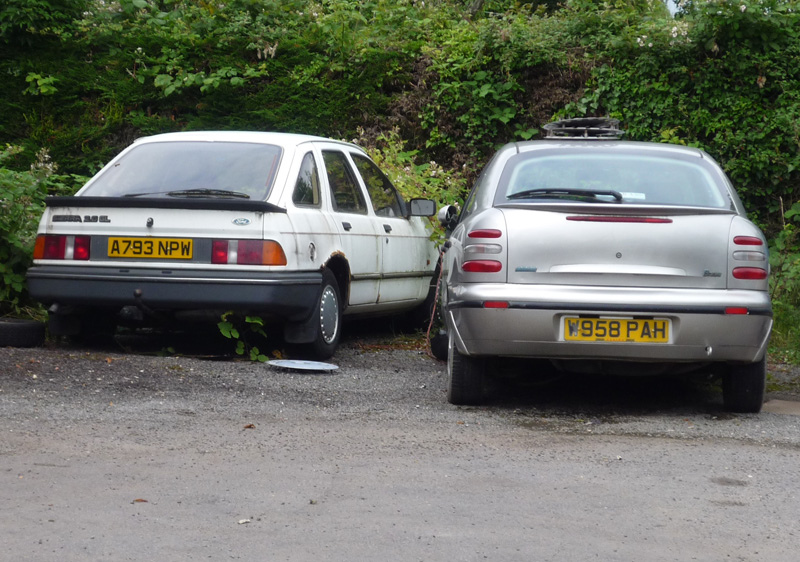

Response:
(565, 0), (800, 229)
(0, 146), (86, 315)
(218, 311), (270, 362)
(0, 0), (88, 45)
(771, 202), (800, 304)
(356, 128), (469, 209)
(770, 202), (800, 362)
(1, 0), (800, 354)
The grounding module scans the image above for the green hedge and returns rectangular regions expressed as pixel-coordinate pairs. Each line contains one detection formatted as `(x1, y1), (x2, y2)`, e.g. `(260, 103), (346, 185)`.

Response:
(2, 0), (800, 323)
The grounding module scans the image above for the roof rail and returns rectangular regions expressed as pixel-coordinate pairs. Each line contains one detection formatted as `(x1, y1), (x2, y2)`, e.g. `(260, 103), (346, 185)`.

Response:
(543, 117), (625, 139)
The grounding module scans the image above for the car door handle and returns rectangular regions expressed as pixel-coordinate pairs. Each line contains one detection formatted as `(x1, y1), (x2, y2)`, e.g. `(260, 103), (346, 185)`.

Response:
(342, 222), (352, 231)
(383, 224), (392, 233)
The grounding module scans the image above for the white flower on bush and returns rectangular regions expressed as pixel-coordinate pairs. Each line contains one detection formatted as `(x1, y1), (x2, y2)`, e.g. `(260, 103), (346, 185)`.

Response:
(740, 4), (747, 12)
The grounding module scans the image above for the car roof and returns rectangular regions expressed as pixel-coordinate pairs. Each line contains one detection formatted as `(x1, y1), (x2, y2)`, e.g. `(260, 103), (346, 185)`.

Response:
(132, 130), (360, 152)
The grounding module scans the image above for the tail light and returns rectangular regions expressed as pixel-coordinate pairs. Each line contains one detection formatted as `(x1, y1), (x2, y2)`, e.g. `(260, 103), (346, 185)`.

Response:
(468, 229), (502, 238)
(733, 236), (763, 246)
(462, 260), (502, 273)
(732, 267), (768, 280)
(731, 236), (767, 280)
(33, 235), (90, 260)
(212, 240), (287, 266)
(463, 229), (504, 273)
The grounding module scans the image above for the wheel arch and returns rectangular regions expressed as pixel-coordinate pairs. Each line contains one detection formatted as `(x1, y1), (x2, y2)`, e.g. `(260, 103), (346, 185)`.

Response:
(323, 254), (350, 311)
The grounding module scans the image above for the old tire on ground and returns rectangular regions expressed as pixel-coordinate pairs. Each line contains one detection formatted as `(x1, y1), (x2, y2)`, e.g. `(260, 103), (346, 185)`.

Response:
(447, 331), (485, 405)
(723, 356), (767, 413)
(303, 269), (342, 360)
(0, 318), (46, 348)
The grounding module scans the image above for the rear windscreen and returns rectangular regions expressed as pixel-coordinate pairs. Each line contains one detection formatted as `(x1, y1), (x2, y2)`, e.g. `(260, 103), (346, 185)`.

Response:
(496, 152), (730, 209)
(81, 141), (283, 200)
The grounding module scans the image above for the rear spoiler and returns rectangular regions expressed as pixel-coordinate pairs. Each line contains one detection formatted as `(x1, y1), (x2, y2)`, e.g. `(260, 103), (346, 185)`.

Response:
(44, 196), (287, 213)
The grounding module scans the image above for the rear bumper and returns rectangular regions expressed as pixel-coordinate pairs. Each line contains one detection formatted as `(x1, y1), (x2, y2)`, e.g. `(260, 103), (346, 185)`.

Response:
(27, 265), (322, 321)
(445, 283), (772, 364)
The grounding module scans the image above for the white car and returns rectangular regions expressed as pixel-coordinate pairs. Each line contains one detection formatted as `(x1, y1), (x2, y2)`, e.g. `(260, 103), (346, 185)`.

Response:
(28, 131), (438, 358)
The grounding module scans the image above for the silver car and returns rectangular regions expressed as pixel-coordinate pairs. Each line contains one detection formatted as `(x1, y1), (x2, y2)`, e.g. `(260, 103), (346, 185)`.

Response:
(438, 118), (772, 412)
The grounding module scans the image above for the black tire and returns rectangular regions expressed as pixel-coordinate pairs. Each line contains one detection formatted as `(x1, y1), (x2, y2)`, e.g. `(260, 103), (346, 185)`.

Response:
(407, 265), (440, 330)
(723, 356), (767, 413)
(0, 318), (46, 348)
(446, 332), (485, 405)
(303, 269), (342, 360)
(430, 329), (448, 362)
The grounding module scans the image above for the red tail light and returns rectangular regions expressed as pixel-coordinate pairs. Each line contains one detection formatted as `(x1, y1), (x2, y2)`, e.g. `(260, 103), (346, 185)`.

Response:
(212, 240), (287, 266)
(33, 235), (90, 260)
(73, 237), (91, 260)
(483, 301), (509, 309)
(732, 267), (768, 280)
(733, 236), (763, 246)
(462, 260), (502, 273)
(211, 240), (229, 264)
(468, 229), (502, 238)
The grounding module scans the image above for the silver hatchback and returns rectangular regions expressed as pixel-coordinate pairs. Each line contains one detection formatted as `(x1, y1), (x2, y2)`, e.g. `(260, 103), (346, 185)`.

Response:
(438, 118), (772, 412)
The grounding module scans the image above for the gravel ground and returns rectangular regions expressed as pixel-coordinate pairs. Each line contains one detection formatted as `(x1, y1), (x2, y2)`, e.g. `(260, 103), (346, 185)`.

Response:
(2, 324), (800, 561)
(1, 322), (799, 444)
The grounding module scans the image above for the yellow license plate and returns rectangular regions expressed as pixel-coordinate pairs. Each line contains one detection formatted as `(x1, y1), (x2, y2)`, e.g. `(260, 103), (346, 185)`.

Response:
(563, 316), (670, 343)
(108, 237), (193, 259)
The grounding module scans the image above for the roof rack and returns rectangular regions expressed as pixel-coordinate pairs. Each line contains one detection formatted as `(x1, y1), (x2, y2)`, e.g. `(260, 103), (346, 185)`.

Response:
(543, 117), (625, 139)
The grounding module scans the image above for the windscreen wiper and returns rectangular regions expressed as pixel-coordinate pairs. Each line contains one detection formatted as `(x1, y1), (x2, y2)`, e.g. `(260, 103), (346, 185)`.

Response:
(122, 191), (172, 198)
(507, 188), (623, 202)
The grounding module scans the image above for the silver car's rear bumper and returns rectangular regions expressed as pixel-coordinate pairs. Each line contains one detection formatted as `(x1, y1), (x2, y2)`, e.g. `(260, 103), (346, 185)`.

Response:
(445, 283), (772, 363)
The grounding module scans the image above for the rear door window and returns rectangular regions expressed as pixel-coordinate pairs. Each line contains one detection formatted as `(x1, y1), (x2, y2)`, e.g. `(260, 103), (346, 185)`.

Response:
(322, 151), (368, 214)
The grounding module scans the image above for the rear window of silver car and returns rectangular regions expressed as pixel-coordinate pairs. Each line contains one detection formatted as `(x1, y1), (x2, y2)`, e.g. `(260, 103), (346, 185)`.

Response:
(496, 153), (730, 208)
(80, 141), (283, 200)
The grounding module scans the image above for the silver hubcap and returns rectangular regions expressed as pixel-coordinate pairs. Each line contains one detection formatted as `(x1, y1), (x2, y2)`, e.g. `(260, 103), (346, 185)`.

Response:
(319, 285), (339, 344)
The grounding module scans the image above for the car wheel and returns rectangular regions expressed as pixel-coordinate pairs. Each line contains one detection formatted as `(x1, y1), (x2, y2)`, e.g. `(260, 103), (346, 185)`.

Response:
(0, 318), (46, 348)
(723, 356), (767, 413)
(303, 269), (342, 360)
(447, 331), (485, 405)
(430, 329), (448, 362)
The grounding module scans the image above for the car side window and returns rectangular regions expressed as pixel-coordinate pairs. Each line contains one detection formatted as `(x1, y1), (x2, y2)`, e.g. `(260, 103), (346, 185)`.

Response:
(322, 150), (367, 214)
(292, 152), (321, 207)
(351, 154), (404, 217)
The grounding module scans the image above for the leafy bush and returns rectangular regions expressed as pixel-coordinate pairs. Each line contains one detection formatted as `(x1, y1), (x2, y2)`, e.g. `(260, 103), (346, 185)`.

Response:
(771, 202), (800, 304)
(2, 0), (800, 343)
(565, 0), (800, 230)
(218, 311), (270, 362)
(357, 128), (468, 207)
(0, 146), (85, 316)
